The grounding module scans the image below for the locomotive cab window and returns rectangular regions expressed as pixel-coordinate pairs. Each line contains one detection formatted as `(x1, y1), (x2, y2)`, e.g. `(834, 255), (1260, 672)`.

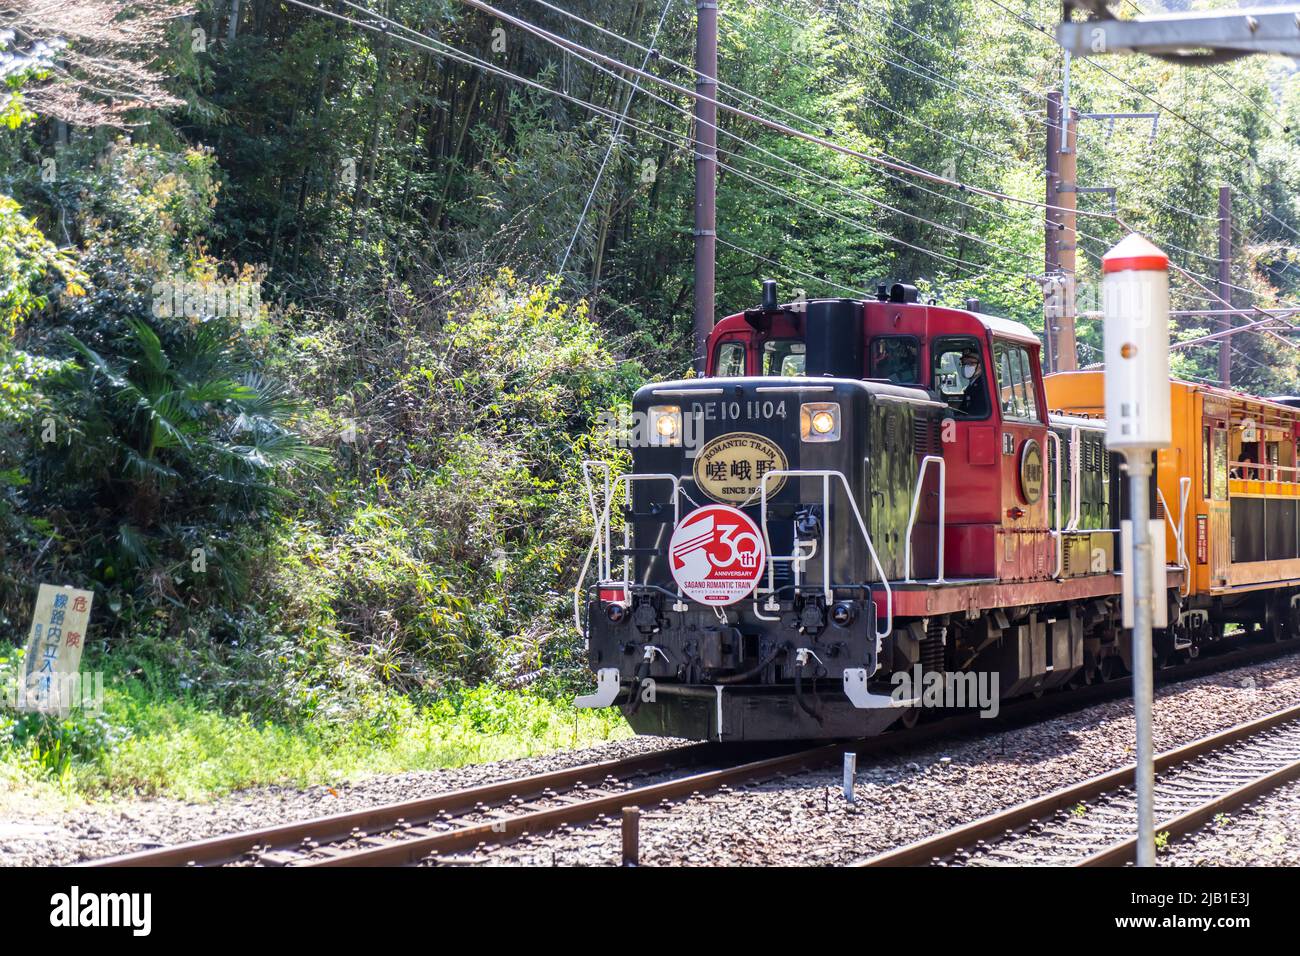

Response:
(763, 339), (806, 376)
(714, 340), (747, 377)
(993, 340), (1040, 422)
(931, 337), (990, 419)
(869, 336), (919, 384)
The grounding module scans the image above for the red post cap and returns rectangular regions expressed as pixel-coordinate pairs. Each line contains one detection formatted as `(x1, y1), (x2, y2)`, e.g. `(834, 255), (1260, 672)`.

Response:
(1102, 233), (1168, 273)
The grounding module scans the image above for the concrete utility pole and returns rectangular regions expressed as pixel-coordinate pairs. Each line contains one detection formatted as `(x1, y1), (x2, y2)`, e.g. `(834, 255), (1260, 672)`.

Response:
(693, 1), (718, 374)
(1044, 91), (1079, 372)
(1218, 185), (1233, 388)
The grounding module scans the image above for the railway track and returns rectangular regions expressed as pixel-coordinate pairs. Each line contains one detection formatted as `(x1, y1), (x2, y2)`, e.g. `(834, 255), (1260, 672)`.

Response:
(857, 701), (1300, 867)
(91, 638), (1300, 867)
(90, 744), (723, 867)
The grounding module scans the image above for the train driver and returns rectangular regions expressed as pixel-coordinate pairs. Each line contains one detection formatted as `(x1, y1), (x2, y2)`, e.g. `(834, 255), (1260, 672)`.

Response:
(957, 347), (990, 417)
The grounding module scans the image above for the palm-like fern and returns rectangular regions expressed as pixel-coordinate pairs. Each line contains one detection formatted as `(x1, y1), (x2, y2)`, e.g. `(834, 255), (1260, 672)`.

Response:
(66, 317), (324, 594)
(70, 318), (324, 492)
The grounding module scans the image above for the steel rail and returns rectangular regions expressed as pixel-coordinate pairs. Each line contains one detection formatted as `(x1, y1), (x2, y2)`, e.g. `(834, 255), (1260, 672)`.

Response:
(1079, 754), (1300, 866)
(856, 701), (1300, 867)
(286, 641), (1300, 866)
(90, 639), (1300, 868)
(306, 744), (843, 866)
(89, 744), (717, 867)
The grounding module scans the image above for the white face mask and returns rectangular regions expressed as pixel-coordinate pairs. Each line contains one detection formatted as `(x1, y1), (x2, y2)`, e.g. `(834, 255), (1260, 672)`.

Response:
(960, 363), (978, 380)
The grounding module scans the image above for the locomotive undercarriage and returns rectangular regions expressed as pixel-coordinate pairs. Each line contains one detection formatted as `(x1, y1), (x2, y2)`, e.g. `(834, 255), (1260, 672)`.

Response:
(583, 586), (897, 740)
(581, 582), (1294, 741)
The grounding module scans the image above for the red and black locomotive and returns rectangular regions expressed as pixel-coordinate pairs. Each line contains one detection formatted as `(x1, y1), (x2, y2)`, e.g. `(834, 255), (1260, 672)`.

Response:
(575, 280), (1173, 740)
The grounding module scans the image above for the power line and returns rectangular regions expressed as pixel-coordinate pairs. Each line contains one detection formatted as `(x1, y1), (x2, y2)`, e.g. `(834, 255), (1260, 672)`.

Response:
(745, 0), (1051, 126)
(559, 0), (676, 275)
(717, 158), (1031, 279)
(717, 5), (1012, 166)
(519, 0), (852, 148)
(846, 0), (1051, 105)
(300, 0), (1300, 369)
(453, 0), (1116, 220)
(320, 0), (1011, 282)
(506, 8), (1044, 274)
(717, 146), (1037, 267)
(532, 0), (1067, 233)
(716, 233), (876, 299)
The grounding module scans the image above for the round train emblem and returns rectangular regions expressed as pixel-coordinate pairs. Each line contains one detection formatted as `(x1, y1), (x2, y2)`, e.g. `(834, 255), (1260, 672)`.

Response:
(668, 505), (766, 606)
(1019, 438), (1044, 504)
(691, 431), (788, 505)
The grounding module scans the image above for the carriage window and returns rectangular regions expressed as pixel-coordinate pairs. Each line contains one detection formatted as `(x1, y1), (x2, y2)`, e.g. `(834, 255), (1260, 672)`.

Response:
(931, 336), (990, 419)
(763, 339), (805, 376)
(1202, 425), (1211, 499)
(993, 340), (1040, 422)
(868, 336), (919, 384)
(1212, 427), (1228, 501)
(714, 340), (746, 377)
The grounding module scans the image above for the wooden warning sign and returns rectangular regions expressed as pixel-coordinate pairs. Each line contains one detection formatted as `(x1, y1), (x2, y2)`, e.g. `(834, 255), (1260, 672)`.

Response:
(18, 584), (95, 717)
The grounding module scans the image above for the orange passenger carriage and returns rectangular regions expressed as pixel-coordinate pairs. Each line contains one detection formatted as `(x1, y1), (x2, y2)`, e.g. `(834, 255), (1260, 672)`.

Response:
(1047, 372), (1300, 645)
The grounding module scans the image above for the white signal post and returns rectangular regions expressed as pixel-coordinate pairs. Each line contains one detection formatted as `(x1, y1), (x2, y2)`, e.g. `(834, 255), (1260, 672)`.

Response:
(1102, 234), (1171, 868)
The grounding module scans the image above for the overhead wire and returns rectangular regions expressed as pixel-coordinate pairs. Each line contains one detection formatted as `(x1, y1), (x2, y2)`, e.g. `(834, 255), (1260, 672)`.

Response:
(299, 0), (1300, 367)
(559, 0), (676, 274)
(320, 0), (1021, 281)
(453, 0), (1116, 220)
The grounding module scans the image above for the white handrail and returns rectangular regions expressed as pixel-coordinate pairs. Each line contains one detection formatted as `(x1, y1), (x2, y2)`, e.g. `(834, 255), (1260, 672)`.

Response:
(758, 469), (893, 642)
(903, 454), (946, 584)
(1066, 423), (1082, 531)
(573, 469), (682, 635)
(1157, 475), (1193, 598)
(1046, 430), (1064, 579)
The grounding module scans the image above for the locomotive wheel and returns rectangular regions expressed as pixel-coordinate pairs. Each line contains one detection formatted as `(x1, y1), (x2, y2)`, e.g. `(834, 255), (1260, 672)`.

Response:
(1263, 602), (1286, 643)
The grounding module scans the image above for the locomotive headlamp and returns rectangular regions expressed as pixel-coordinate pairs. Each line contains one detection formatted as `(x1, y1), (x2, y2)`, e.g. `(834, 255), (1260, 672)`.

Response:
(830, 601), (856, 627)
(648, 405), (682, 446)
(800, 402), (841, 442)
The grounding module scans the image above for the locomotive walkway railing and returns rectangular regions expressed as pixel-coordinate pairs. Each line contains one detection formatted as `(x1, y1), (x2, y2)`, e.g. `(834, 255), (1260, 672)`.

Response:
(903, 454), (946, 584)
(753, 468), (893, 642)
(574, 463), (691, 635)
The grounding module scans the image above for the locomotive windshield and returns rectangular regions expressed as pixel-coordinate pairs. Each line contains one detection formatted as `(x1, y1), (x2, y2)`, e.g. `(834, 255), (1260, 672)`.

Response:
(715, 340), (746, 376)
(868, 335), (920, 384)
(932, 336), (990, 418)
(762, 338), (806, 376)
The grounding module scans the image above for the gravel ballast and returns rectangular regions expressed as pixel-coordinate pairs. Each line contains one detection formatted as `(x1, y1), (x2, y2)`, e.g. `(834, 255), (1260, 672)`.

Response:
(4, 652), (1299, 867)
(1161, 776), (1300, 867)
(476, 654), (1300, 867)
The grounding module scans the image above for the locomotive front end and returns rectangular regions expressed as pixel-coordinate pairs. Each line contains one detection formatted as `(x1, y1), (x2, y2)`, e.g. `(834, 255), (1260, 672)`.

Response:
(576, 297), (946, 741)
